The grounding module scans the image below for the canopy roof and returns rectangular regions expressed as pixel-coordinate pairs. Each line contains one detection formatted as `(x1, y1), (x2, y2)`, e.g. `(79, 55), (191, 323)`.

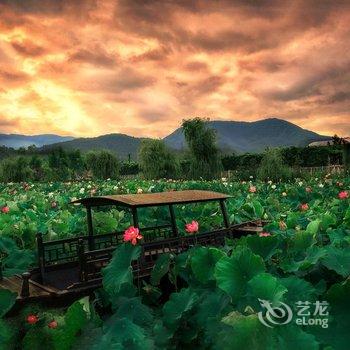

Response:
(71, 190), (230, 208)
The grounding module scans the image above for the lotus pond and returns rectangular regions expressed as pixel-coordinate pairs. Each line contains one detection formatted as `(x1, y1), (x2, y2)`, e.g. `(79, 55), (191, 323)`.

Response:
(0, 176), (349, 349)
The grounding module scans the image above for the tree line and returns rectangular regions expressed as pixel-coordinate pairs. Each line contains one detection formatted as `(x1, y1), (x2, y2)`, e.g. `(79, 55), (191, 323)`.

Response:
(0, 118), (349, 183)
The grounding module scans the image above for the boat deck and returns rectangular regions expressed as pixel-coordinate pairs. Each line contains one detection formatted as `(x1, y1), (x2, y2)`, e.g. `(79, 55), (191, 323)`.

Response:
(0, 220), (266, 304)
(0, 275), (51, 301)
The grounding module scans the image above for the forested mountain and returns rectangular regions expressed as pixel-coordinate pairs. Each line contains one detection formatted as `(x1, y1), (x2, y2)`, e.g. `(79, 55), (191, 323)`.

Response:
(164, 118), (329, 153)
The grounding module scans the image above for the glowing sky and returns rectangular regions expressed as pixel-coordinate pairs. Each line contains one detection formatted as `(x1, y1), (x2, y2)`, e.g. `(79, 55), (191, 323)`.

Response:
(0, 0), (349, 138)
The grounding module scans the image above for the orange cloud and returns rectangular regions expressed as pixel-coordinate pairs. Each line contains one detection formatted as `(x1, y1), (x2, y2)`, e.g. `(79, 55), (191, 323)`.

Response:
(0, 0), (349, 138)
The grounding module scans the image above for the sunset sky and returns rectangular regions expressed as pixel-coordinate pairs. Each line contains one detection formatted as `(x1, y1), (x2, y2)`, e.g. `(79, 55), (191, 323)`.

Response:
(0, 0), (349, 138)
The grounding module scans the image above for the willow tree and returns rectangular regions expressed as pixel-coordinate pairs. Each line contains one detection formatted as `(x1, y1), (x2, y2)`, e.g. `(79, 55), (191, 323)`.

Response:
(85, 150), (120, 179)
(257, 148), (292, 181)
(182, 118), (221, 179)
(138, 139), (178, 179)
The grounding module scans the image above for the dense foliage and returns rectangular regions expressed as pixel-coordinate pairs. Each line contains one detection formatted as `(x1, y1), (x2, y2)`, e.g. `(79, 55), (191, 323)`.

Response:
(0, 147), (144, 182)
(257, 148), (292, 181)
(0, 175), (349, 349)
(182, 118), (222, 180)
(139, 140), (178, 179)
(0, 138), (347, 183)
(222, 145), (344, 172)
(85, 150), (120, 180)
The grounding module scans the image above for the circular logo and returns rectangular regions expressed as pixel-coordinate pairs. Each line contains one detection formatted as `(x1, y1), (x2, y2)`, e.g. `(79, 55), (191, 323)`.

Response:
(258, 298), (293, 328)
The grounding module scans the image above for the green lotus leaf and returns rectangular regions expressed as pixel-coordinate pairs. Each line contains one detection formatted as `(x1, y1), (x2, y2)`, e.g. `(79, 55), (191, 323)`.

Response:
(306, 220), (321, 236)
(96, 317), (151, 350)
(247, 273), (287, 307)
(162, 288), (198, 330)
(150, 253), (171, 286)
(0, 319), (13, 350)
(311, 280), (350, 350)
(191, 247), (224, 284)
(289, 230), (316, 253)
(52, 300), (89, 350)
(215, 247), (265, 303)
(192, 289), (231, 327)
(102, 244), (141, 297)
(321, 246), (350, 278)
(243, 234), (280, 260)
(280, 276), (317, 304)
(218, 311), (273, 350)
(279, 246), (327, 273)
(0, 289), (16, 318)
(275, 325), (319, 350)
(115, 297), (153, 328)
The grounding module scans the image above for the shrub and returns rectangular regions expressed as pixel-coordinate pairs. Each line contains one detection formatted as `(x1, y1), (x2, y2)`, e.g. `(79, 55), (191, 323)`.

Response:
(0, 156), (33, 182)
(120, 161), (139, 176)
(85, 150), (120, 180)
(138, 139), (178, 179)
(257, 148), (292, 181)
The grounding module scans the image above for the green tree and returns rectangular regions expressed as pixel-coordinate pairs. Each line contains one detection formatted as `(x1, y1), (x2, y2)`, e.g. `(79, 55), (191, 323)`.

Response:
(48, 147), (70, 180)
(257, 148), (292, 182)
(85, 150), (120, 179)
(0, 156), (33, 182)
(332, 134), (343, 145)
(182, 118), (221, 179)
(138, 139), (178, 179)
(67, 149), (85, 177)
(29, 155), (44, 181)
(343, 143), (350, 171)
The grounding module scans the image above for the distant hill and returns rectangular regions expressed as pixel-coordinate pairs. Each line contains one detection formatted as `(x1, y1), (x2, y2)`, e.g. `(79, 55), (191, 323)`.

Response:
(43, 133), (146, 160)
(9, 118), (331, 159)
(0, 134), (74, 149)
(163, 118), (330, 153)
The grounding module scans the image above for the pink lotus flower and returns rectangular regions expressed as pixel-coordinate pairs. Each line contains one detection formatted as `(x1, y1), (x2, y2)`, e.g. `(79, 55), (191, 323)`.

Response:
(48, 320), (58, 329)
(123, 226), (143, 245)
(249, 186), (257, 193)
(300, 203), (309, 211)
(26, 314), (39, 324)
(1, 206), (9, 214)
(185, 220), (199, 234)
(305, 187), (312, 193)
(259, 232), (271, 237)
(338, 191), (349, 200)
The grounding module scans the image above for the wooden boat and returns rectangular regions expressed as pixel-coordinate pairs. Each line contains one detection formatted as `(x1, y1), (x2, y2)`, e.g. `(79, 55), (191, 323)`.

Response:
(0, 190), (265, 303)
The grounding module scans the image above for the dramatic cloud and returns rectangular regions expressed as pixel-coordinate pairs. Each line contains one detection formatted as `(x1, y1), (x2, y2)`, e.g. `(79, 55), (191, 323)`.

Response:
(0, 0), (349, 137)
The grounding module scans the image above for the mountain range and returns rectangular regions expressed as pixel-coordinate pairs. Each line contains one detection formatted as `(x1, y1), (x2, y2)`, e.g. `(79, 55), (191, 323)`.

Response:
(164, 118), (329, 153)
(0, 118), (330, 159)
(0, 134), (73, 149)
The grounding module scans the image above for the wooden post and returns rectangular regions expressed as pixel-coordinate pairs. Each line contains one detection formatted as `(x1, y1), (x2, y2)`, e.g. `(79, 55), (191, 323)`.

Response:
(169, 204), (178, 237)
(86, 206), (94, 251)
(220, 200), (230, 228)
(36, 232), (45, 284)
(77, 239), (86, 282)
(20, 272), (31, 298)
(132, 207), (139, 228)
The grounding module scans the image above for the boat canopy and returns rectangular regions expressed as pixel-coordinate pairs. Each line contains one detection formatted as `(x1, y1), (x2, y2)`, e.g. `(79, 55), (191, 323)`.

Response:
(71, 190), (231, 208)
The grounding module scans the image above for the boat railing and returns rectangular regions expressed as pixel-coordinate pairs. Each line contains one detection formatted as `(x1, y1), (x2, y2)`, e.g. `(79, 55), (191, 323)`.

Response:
(77, 227), (236, 284)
